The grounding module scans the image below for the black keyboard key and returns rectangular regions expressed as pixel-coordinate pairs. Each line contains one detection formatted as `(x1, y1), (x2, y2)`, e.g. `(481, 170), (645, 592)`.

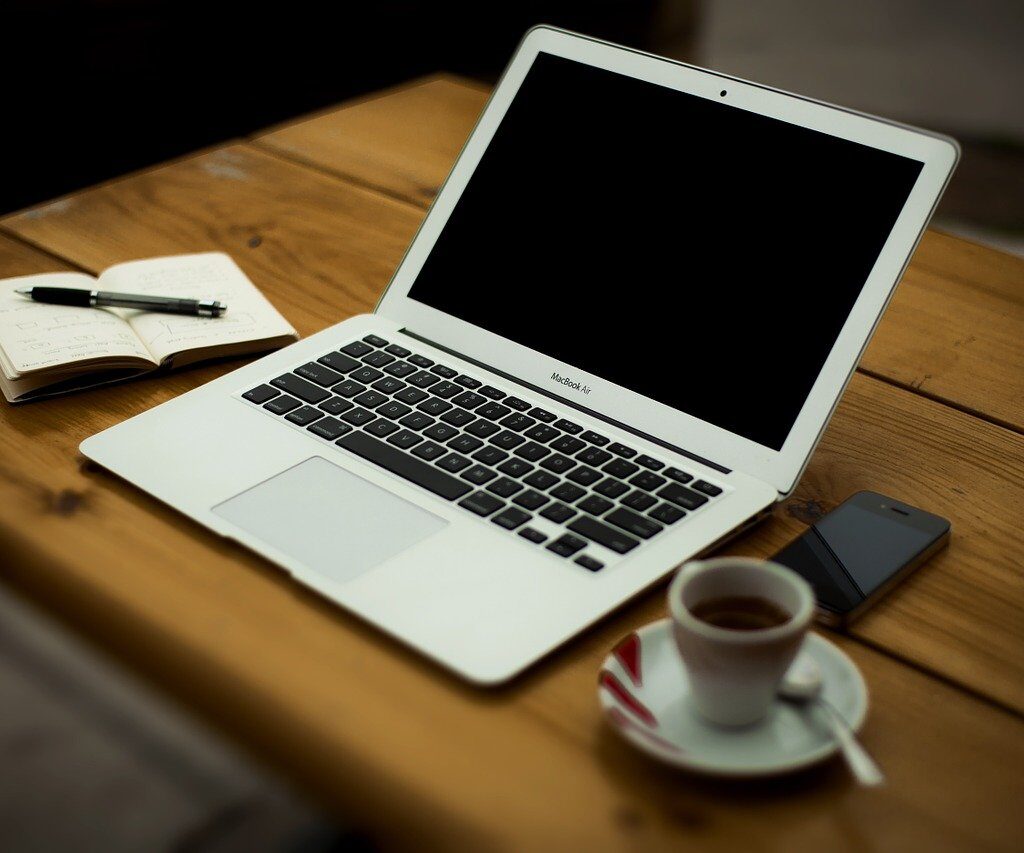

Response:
(504, 396), (531, 412)
(578, 495), (614, 516)
(518, 527), (547, 544)
(372, 376), (406, 394)
(605, 507), (663, 540)
(498, 458), (533, 478)
(513, 489), (549, 511)
(350, 367), (384, 384)
(412, 440), (447, 461)
(550, 482), (586, 503)
(580, 430), (608, 446)
(487, 477), (523, 498)
(568, 516), (640, 554)
(342, 407), (376, 426)
(354, 390), (388, 408)
(408, 370), (440, 388)
(607, 442), (636, 459)
(337, 431), (471, 500)
(418, 397), (452, 415)
(385, 344), (411, 358)
(430, 364), (458, 379)
(319, 396), (354, 415)
(394, 387), (429, 405)
(308, 417), (350, 440)
(567, 466), (602, 486)
(377, 401), (412, 420)
(576, 447), (611, 467)
(515, 442), (550, 462)
(523, 469), (558, 490)
(477, 402), (511, 421)
(693, 480), (723, 497)
(575, 555), (604, 572)
(658, 482), (709, 511)
(387, 429), (423, 450)
(362, 334), (389, 347)
(472, 446), (508, 466)
(452, 391), (486, 410)
(384, 361), (418, 378)
(595, 478), (630, 499)
(448, 434), (483, 453)
(362, 350), (395, 367)
(630, 471), (667, 492)
(333, 379), (365, 398)
(317, 351), (361, 374)
(553, 419), (582, 434)
(440, 408), (475, 427)
(622, 490), (658, 512)
(524, 424), (559, 443)
(341, 340), (373, 358)
(454, 375), (481, 389)
(243, 384), (279, 404)
(636, 455), (664, 471)
(547, 534), (587, 558)
(466, 419), (500, 438)
(541, 502), (576, 524)
(492, 507), (531, 530)
(459, 491), (505, 517)
(399, 412), (436, 431)
(665, 467), (694, 484)
(479, 386), (506, 400)
(491, 430), (525, 450)
(408, 354), (434, 368)
(650, 503), (686, 524)
(285, 405), (323, 426)
(528, 407), (556, 423)
(603, 458), (639, 479)
(461, 464), (498, 485)
(264, 394), (301, 415)
(431, 381), (462, 399)
(272, 373), (331, 404)
(540, 453), (576, 474)
(550, 435), (586, 455)
(366, 418), (400, 437)
(422, 423), (460, 442)
(437, 453), (472, 473)
(499, 413), (536, 432)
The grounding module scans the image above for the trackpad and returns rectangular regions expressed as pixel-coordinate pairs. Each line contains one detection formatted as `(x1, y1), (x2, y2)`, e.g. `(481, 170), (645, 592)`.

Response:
(213, 457), (447, 583)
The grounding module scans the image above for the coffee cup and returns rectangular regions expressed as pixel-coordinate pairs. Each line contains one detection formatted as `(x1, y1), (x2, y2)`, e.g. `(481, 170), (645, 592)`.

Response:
(668, 557), (815, 726)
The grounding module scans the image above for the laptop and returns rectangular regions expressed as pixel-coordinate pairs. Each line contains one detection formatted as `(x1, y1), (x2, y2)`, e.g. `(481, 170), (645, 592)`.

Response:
(81, 26), (958, 685)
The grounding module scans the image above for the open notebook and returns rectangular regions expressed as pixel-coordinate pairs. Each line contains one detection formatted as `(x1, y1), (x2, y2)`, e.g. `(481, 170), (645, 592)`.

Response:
(0, 252), (297, 402)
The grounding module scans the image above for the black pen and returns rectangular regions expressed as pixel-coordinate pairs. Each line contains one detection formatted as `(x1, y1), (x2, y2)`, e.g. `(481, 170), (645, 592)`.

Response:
(15, 286), (226, 317)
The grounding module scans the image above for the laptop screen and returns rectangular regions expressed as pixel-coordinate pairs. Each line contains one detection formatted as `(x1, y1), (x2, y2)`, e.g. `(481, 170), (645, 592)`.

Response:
(407, 52), (923, 451)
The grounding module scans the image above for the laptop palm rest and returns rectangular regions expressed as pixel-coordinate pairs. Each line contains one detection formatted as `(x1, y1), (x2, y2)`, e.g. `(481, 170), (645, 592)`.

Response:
(213, 457), (447, 584)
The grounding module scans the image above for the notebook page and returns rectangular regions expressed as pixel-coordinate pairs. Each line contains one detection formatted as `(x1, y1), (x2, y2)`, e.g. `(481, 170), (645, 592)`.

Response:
(99, 253), (296, 364)
(0, 272), (153, 377)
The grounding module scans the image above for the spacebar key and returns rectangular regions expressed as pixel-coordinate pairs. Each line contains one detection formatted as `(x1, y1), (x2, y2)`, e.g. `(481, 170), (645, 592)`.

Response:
(568, 515), (640, 554)
(336, 431), (472, 501)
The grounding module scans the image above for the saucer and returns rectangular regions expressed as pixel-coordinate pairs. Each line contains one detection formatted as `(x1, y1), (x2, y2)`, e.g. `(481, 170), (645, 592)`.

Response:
(598, 619), (868, 777)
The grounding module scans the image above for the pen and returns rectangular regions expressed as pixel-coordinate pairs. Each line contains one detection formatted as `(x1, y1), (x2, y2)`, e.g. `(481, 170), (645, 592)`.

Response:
(15, 286), (226, 317)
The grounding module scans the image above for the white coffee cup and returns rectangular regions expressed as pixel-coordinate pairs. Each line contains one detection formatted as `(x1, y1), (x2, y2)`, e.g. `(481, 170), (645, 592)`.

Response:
(668, 557), (815, 727)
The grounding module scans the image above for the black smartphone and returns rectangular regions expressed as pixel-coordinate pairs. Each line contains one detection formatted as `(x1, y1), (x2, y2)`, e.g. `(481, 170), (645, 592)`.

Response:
(770, 490), (950, 626)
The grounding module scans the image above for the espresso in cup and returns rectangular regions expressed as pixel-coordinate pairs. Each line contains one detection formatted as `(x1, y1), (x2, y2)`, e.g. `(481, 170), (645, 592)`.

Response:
(690, 595), (792, 631)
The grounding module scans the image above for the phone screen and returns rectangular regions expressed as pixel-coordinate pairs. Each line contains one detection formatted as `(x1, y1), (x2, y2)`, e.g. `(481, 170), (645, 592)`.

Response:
(773, 499), (943, 613)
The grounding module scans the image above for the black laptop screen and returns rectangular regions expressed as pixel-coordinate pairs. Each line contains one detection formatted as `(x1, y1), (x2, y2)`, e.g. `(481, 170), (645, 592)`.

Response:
(406, 52), (923, 451)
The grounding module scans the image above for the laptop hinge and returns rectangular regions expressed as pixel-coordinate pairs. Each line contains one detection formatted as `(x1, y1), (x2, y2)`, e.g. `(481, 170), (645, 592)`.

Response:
(399, 328), (732, 475)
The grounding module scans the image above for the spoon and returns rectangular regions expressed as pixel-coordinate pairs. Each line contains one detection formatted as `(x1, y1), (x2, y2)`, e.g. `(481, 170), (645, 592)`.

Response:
(779, 656), (885, 787)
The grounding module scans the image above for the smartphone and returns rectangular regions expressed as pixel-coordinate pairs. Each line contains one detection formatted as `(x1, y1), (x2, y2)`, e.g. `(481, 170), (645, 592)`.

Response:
(770, 491), (950, 626)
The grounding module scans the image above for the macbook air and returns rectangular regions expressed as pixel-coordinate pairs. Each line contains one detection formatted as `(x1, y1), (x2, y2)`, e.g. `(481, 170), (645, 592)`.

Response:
(81, 26), (958, 684)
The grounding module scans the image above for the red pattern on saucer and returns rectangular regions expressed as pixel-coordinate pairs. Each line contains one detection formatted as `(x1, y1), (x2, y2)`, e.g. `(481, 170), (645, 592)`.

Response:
(613, 632), (642, 687)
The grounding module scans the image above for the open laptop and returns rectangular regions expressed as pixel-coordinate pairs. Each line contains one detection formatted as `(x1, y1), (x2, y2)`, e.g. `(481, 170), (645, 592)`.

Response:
(81, 26), (958, 685)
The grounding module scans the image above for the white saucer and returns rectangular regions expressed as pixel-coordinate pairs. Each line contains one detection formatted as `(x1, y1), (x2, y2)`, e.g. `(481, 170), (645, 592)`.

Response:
(598, 619), (868, 777)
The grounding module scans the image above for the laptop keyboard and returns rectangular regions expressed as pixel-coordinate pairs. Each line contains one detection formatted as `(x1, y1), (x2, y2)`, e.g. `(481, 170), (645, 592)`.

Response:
(241, 334), (725, 572)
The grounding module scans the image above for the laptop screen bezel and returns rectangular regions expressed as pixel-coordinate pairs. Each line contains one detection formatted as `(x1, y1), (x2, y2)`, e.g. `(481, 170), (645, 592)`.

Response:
(375, 25), (959, 496)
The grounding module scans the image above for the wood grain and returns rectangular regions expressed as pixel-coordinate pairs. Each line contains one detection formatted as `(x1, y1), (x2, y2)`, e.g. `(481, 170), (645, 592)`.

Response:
(255, 76), (1024, 434)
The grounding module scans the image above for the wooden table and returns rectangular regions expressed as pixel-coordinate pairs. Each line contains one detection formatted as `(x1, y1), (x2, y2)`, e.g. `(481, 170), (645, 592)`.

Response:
(2, 75), (1023, 851)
